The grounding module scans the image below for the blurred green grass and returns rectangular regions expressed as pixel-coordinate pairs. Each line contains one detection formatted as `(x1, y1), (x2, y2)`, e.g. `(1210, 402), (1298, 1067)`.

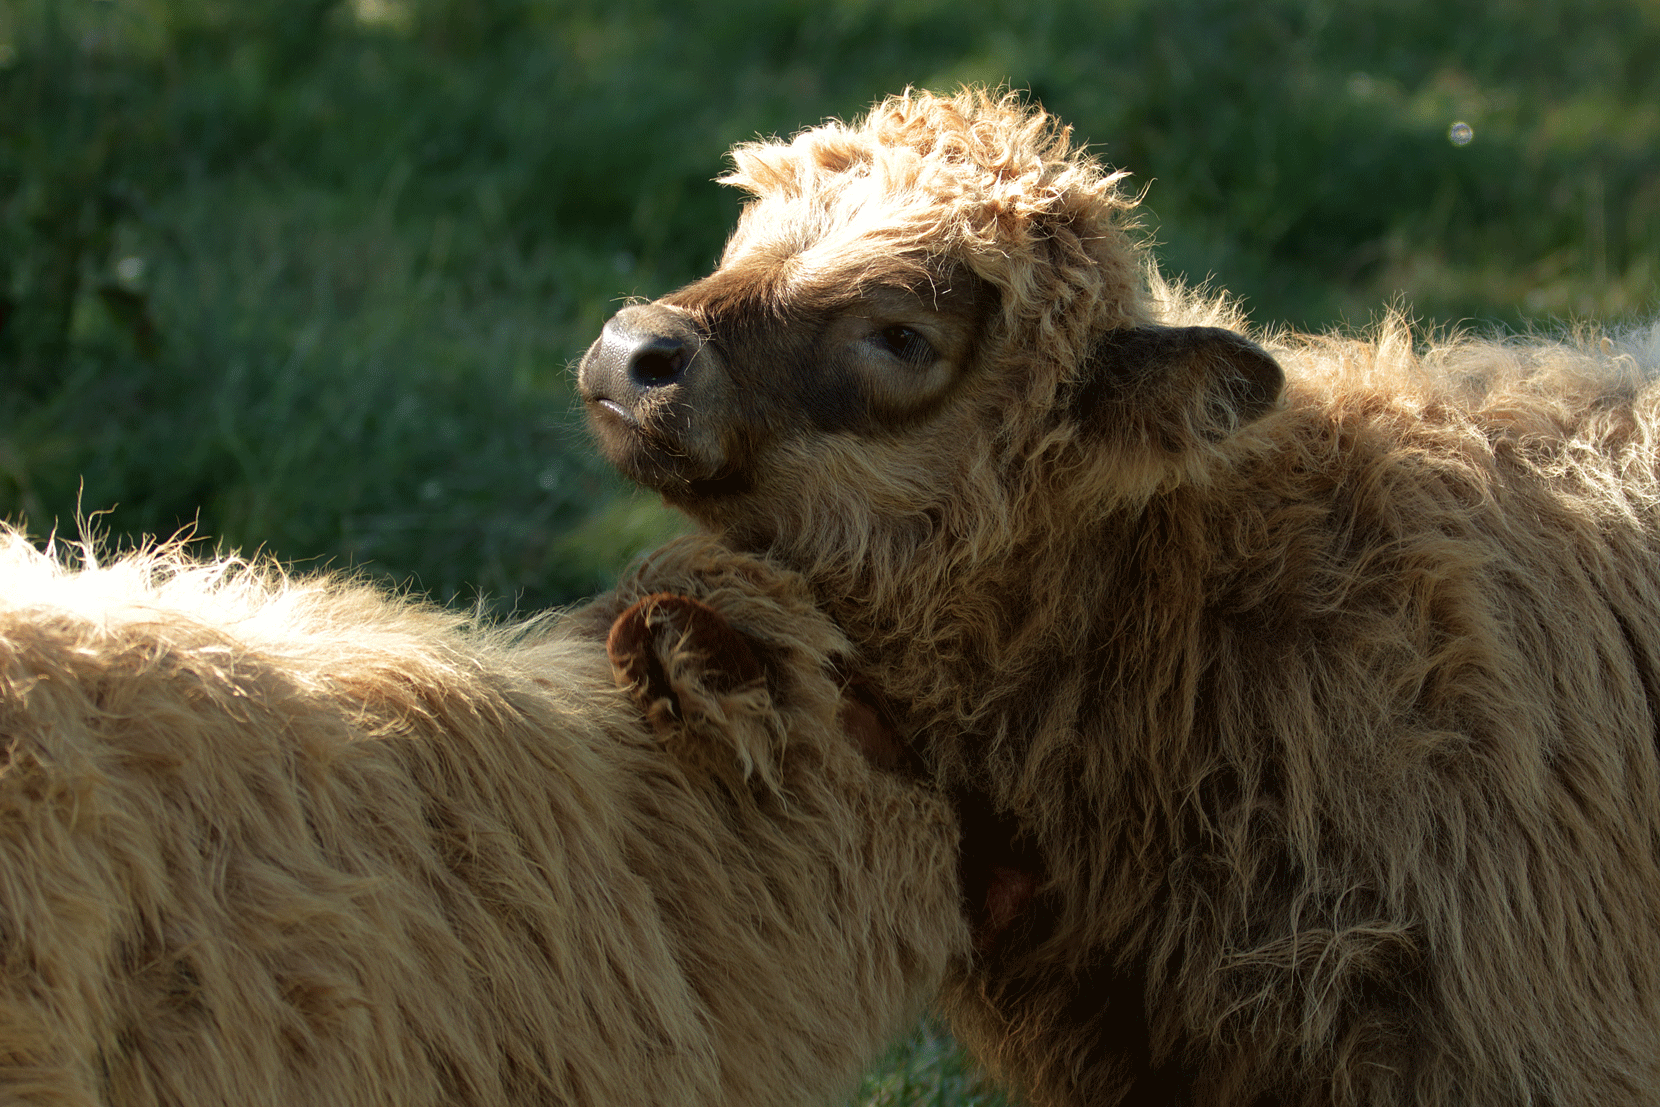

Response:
(847, 1017), (1011, 1107)
(2, 3), (1657, 1100)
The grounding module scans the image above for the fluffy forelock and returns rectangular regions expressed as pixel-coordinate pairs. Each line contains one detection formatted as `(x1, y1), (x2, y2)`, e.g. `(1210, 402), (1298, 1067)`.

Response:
(719, 87), (1149, 368)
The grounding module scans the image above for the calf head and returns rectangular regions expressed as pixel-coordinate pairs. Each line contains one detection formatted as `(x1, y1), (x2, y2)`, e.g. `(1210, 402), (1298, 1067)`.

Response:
(580, 88), (1284, 563)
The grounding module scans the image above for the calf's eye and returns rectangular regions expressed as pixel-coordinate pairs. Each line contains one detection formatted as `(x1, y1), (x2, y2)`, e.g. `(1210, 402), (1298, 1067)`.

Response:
(874, 325), (935, 366)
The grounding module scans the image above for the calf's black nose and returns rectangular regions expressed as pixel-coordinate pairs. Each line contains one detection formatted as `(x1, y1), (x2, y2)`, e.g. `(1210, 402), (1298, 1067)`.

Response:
(622, 331), (691, 387)
(580, 306), (704, 418)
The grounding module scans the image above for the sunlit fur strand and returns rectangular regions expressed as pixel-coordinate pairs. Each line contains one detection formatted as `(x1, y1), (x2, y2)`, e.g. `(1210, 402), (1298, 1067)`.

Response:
(0, 529), (966, 1107)
(693, 90), (1660, 1104)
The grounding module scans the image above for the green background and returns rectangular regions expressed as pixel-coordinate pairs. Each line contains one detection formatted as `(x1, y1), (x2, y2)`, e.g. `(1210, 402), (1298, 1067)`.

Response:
(3, 4), (1657, 1097)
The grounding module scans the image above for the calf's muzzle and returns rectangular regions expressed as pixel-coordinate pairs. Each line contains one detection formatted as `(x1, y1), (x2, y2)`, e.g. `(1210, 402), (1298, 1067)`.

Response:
(579, 304), (705, 425)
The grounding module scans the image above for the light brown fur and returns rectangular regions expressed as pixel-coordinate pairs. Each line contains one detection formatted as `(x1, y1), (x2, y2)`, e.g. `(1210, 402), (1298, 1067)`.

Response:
(0, 528), (967, 1107)
(579, 88), (1660, 1105)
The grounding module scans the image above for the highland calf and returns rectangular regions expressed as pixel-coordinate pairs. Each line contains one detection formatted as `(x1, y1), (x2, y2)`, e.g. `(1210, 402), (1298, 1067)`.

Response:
(0, 529), (967, 1107)
(580, 88), (1660, 1105)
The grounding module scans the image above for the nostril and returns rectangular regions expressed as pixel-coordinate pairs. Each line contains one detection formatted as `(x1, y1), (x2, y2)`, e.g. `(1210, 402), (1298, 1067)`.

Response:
(627, 336), (690, 387)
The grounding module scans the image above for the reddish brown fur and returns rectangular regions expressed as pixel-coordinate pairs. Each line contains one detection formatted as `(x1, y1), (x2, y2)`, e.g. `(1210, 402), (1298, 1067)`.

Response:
(580, 88), (1660, 1105)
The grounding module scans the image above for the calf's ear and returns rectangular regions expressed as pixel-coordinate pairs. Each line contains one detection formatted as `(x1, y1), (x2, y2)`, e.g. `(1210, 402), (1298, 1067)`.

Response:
(1070, 324), (1284, 451)
(607, 593), (781, 786)
(607, 593), (767, 734)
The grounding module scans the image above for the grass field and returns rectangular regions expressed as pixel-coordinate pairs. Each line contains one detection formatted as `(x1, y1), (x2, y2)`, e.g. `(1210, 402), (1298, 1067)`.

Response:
(3, 2), (1657, 1102)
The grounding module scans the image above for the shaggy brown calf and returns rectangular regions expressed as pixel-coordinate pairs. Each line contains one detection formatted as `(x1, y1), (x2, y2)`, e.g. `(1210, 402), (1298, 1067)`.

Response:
(579, 88), (1660, 1105)
(0, 529), (966, 1107)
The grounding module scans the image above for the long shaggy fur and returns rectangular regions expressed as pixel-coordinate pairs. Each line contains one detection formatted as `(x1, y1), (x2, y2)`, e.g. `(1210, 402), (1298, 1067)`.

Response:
(0, 529), (967, 1107)
(579, 87), (1660, 1105)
